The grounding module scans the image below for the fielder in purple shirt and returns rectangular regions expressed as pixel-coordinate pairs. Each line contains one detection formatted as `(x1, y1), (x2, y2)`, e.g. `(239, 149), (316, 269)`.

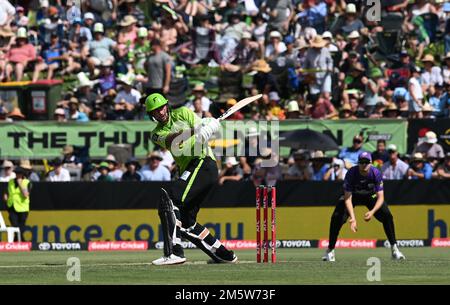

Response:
(322, 152), (406, 262)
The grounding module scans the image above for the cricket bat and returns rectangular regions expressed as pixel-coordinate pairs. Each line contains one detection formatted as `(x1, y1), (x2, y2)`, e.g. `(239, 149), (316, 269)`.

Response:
(217, 94), (263, 121)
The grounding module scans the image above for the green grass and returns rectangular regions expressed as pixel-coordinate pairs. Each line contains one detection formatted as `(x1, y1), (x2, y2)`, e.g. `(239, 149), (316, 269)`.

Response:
(0, 248), (448, 284)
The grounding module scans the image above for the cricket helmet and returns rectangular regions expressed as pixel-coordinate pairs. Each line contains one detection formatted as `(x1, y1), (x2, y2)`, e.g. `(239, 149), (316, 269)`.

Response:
(145, 93), (168, 112)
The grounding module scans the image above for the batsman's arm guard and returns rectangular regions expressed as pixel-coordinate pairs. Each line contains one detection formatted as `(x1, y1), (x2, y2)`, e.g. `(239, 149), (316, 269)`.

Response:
(159, 188), (182, 257)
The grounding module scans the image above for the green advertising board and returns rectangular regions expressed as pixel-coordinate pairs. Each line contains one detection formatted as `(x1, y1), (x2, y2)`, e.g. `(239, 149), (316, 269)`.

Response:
(0, 119), (407, 159)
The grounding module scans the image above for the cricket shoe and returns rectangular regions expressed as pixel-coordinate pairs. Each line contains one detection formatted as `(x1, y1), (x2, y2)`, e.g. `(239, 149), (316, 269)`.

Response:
(152, 254), (186, 266)
(321, 249), (335, 262)
(208, 247), (238, 264)
(391, 244), (406, 260)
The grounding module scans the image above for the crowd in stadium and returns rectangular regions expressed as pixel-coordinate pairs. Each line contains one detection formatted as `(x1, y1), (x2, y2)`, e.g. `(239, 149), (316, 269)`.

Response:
(0, 0), (448, 121)
(0, 0), (449, 183)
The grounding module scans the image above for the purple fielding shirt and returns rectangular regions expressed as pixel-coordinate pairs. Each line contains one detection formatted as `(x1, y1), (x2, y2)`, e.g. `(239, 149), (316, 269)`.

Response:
(343, 166), (384, 196)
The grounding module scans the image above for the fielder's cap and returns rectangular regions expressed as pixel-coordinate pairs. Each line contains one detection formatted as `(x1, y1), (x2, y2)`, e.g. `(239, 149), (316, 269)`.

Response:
(425, 131), (438, 144)
(358, 152), (372, 162)
(387, 144), (397, 152)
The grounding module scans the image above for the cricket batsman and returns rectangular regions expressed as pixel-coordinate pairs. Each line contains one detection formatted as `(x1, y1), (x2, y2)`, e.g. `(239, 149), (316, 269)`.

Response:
(146, 93), (237, 265)
(322, 152), (405, 262)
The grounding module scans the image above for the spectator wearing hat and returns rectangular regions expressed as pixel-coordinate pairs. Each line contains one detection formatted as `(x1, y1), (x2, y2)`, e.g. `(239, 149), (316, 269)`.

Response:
(186, 83), (212, 114)
(420, 54), (443, 92)
(6, 107), (26, 121)
(339, 103), (356, 119)
(408, 65), (424, 118)
(428, 84), (447, 118)
(15, 6), (29, 27)
(82, 22), (117, 75)
(39, 5), (64, 45)
(138, 39), (172, 95)
(139, 151), (171, 181)
(340, 3), (365, 36)
(251, 59), (278, 95)
(3, 165), (30, 241)
(65, 0), (82, 25)
(4, 27), (36, 82)
(265, 31), (286, 60)
(114, 72), (141, 119)
(68, 97), (89, 122)
(19, 159), (40, 182)
(0, 160), (15, 182)
(129, 27), (150, 75)
(310, 150), (329, 181)
(80, 12), (95, 41)
(46, 159), (71, 182)
(32, 33), (67, 81)
(421, 103), (434, 119)
(53, 108), (67, 123)
(266, 91), (285, 120)
(413, 131), (445, 159)
(97, 59), (117, 95)
(286, 100), (301, 119)
(362, 68), (383, 115)
(285, 151), (313, 181)
(304, 35), (333, 101)
(121, 158), (143, 181)
(218, 157), (243, 185)
(436, 153), (450, 179)
(381, 144), (409, 180)
(407, 152), (433, 180)
(223, 31), (258, 73)
(338, 134), (367, 168)
(74, 72), (99, 112)
(383, 102), (401, 119)
(324, 158), (347, 181)
(344, 30), (364, 59)
(322, 31), (338, 54)
(61, 144), (82, 168)
(103, 154), (123, 181)
(117, 15), (138, 49)
(96, 162), (114, 182)
(223, 98), (244, 120)
(295, 0), (327, 34)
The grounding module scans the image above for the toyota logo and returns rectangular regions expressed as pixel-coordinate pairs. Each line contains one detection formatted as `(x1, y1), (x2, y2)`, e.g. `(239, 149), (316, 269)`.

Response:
(39, 243), (51, 251)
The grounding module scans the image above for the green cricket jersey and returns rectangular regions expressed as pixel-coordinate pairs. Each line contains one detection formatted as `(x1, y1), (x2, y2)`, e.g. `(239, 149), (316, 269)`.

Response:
(150, 107), (216, 173)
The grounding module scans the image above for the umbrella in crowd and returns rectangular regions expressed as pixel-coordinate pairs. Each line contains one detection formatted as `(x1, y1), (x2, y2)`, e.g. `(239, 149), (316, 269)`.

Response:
(279, 129), (339, 151)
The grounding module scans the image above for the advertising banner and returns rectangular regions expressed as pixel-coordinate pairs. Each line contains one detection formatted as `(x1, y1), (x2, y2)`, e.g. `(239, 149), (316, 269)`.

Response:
(3, 205), (448, 243)
(0, 119), (408, 158)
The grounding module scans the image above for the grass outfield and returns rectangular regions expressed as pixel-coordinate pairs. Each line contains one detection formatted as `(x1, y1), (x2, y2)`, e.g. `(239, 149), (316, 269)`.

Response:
(0, 248), (449, 284)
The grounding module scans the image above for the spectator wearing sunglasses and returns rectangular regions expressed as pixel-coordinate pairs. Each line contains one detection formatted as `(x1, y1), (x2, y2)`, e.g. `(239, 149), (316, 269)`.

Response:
(338, 134), (367, 168)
